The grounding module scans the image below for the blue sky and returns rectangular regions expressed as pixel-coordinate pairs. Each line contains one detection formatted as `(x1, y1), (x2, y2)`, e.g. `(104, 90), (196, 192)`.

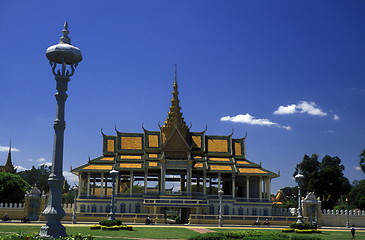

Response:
(0, 1), (364, 193)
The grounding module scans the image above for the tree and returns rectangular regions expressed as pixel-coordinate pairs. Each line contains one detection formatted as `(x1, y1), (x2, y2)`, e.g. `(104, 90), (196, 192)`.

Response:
(0, 172), (31, 203)
(293, 154), (320, 194)
(17, 164), (51, 194)
(349, 180), (365, 210)
(294, 154), (351, 209)
(360, 149), (365, 173)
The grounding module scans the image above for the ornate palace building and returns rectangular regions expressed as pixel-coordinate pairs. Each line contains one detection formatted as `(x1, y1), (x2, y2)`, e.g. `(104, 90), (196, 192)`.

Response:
(72, 72), (279, 224)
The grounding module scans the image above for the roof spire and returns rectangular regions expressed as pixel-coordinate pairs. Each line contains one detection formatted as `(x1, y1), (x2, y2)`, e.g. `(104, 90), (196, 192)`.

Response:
(161, 65), (189, 142)
(59, 21), (71, 44)
(5, 140), (16, 174)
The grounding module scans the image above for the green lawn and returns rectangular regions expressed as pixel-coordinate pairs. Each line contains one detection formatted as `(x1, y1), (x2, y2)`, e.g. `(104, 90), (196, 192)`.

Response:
(0, 225), (363, 240)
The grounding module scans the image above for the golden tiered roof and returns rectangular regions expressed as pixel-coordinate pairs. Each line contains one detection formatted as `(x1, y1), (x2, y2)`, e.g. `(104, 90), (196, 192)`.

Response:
(72, 71), (279, 179)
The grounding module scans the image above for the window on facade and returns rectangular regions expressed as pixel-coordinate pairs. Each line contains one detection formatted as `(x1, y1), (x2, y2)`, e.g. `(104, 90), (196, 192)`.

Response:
(91, 204), (97, 213)
(99, 206), (103, 213)
(252, 208), (257, 216)
(209, 205), (215, 215)
(106, 205), (110, 213)
(135, 203), (141, 213)
(224, 205), (229, 215)
(238, 207), (244, 215)
(263, 208), (268, 216)
(80, 204), (86, 213)
(120, 203), (126, 213)
(87, 205), (90, 212)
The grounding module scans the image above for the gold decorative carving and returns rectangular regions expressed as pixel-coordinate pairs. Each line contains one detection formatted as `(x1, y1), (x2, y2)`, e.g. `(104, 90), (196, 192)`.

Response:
(83, 165), (113, 170)
(107, 139), (115, 152)
(207, 139), (228, 152)
(194, 163), (203, 168)
(120, 155), (142, 159)
(148, 162), (158, 167)
(238, 168), (267, 174)
(234, 142), (242, 156)
(210, 165), (232, 171)
(148, 135), (159, 148)
(121, 136), (142, 150)
(100, 157), (114, 161)
(209, 158), (230, 162)
(149, 154), (158, 158)
(119, 163), (142, 169)
(194, 156), (202, 159)
(236, 160), (250, 164)
(192, 135), (201, 148)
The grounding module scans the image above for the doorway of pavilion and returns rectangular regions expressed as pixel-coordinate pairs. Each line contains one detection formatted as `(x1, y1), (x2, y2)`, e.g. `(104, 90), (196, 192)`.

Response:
(164, 207), (190, 224)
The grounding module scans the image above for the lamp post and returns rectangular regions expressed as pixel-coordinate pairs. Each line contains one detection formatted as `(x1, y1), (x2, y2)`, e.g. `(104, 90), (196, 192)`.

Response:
(109, 169), (119, 220)
(295, 172), (304, 224)
(40, 22), (82, 238)
(346, 197), (349, 228)
(218, 189), (224, 227)
(72, 186), (78, 224)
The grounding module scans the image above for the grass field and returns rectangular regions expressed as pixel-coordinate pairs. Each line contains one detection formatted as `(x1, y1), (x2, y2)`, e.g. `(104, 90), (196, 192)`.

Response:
(0, 224), (364, 240)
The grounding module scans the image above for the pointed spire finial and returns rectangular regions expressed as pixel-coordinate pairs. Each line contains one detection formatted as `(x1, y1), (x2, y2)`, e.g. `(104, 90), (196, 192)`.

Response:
(60, 21), (71, 44)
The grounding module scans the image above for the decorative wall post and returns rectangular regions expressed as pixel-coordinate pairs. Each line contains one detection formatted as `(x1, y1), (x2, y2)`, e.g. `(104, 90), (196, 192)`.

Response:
(40, 22), (82, 238)
(295, 172), (305, 224)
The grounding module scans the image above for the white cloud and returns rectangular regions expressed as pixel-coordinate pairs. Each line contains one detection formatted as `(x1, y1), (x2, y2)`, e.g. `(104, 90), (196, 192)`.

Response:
(333, 114), (340, 120)
(274, 101), (327, 117)
(220, 113), (292, 130)
(39, 162), (52, 167)
(15, 165), (30, 172)
(354, 166), (361, 171)
(36, 158), (46, 162)
(0, 146), (20, 152)
(63, 171), (78, 187)
(273, 104), (297, 115)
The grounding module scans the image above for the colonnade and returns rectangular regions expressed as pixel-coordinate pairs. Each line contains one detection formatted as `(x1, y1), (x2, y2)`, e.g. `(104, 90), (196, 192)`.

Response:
(78, 170), (272, 201)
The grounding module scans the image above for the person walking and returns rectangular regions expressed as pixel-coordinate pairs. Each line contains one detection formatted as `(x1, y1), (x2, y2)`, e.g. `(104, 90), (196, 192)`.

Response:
(351, 225), (356, 240)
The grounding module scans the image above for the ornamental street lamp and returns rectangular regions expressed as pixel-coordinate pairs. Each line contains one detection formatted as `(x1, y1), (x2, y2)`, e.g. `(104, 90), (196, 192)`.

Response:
(109, 169), (119, 220)
(72, 186), (78, 224)
(295, 172), (304, 224)
(218, 189), (224, 227)
(40, 22), (82, 238)
(346, 197), (349, 228)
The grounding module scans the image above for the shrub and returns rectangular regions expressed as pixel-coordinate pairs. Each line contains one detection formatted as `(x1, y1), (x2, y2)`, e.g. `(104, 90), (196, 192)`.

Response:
(289, 223), (315, 230)
(0, 233), (94, 240)
(290, 236), (322, 240)
(98, 219), (122, 226)
(188, 230), (289, 240)
(281, 228), (295, 233)
(294, 229), (321, 234)
(90, 225), (101, 230)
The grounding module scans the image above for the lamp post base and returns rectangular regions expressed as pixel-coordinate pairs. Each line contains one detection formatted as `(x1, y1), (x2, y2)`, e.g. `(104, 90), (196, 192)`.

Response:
(40, 212), (67, 238)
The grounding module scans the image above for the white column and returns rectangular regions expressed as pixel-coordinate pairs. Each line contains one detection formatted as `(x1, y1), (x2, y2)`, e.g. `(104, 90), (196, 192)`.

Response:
(259, 176), (263, 201)
(232, 174), (236, 198)
(246, 176), (250, 201)
(144, 170), (148, 194)
(130, 171), (134, 196)
(203, 171), (207, 195)
(100, 173), (104, 197)
(87, 172), (91, 197)
(78, 173), (82, 197)
(218, 173), (222, 191)
(266, 178), (271, 200)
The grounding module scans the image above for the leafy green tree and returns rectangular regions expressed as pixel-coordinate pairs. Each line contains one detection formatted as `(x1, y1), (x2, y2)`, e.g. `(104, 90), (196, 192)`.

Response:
(360, 149), (365, 173)
(349, 180), (365, 210)
(17, 164), (51, 193)
(279, 186), (298, 208)
(294, 154), (351, 209)
(293, 154), (320, 194)
(0, 172), (31, 203)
